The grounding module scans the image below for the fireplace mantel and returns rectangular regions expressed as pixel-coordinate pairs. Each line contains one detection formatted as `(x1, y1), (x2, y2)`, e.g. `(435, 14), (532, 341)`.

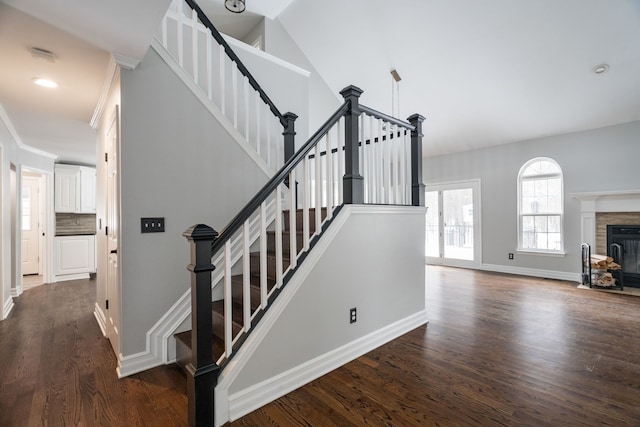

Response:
(571, 190), (640, 248)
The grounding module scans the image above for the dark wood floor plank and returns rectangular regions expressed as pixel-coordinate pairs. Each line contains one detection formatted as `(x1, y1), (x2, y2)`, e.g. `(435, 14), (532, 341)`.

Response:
(2, 267), (640, 426)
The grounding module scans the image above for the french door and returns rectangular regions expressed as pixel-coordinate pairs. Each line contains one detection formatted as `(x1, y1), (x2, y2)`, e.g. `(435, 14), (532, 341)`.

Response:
(425, 180), (481, 268)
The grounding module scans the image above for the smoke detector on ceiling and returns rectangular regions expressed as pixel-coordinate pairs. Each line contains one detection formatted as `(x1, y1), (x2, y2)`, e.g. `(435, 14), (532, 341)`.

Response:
(30, 47), (56, 63)
(225, 0), (246, 13)
(592, 63), (609, 75)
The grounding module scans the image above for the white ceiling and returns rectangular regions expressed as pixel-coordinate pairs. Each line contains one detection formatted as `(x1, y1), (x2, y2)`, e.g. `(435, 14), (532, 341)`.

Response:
(277, 0), (640, 156)
(1, 0), (639, 163)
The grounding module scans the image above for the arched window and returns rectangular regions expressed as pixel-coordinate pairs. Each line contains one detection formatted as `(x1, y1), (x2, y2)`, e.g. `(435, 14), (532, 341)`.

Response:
(518, 158), (563, 252)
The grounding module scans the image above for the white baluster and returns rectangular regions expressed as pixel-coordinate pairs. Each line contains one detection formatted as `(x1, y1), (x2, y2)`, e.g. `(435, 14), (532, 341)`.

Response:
(399, 129), (407, 205)
(326, 132), (334, 219)
(224, 240), (232, 358)
(360, 114), (367, 203)
(385, 122), (392, 204)
(232, 62), (238, 128)
(368, 114), (375, 203)
(302, 156), (310, 251)
(162, 14), (168, 48)
(266, 113), (271, 168)
(289, 171), (297, 269)
(255, 93), (261, 159)
(219, 45), (225, 115)
(242, 221), (251, 330)
(376, 118), (383, 204)
(338, 118), (344, 205)
(315, 144), (322, 235)
(260, 202), (267, 308)
(244, 77), (249, 141)
(177, 0), (184, 67)
(392, 125), (399, 205)
(191, 9), (198, 85)
(206, 33), (212, 101)
(275, 186), (283, 286)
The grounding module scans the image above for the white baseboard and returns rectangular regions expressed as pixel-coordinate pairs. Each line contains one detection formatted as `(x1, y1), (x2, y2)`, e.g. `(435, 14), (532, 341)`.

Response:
(94, 303), (107, 337)
(3, 297), (14, 319)
(54, 272), (90, 282)
(480, 263), (581, 282)
(227, 310), (429, 423)
(117, 350), (163, 378)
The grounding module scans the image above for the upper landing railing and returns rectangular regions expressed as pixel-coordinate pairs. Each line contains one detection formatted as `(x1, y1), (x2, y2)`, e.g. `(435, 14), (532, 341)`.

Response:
(157, 0), (296, 171)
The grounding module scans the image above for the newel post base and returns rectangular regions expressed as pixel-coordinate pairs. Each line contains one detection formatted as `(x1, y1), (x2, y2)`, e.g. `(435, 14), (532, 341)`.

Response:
(340, 85), (365, 204)
(407, 114), (426, 207)
(183, 224), (219, 427)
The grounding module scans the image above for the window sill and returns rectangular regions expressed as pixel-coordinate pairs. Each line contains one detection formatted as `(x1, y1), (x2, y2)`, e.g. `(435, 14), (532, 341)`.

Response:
(517, 249), (566, 257)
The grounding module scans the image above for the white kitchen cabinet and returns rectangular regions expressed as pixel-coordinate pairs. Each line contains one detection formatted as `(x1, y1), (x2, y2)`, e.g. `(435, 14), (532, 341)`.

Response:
(79, 166), (96, 213)
(54, 165), (79, 213)
(54, 164), (96, 213)
(54, 235), (96, 279)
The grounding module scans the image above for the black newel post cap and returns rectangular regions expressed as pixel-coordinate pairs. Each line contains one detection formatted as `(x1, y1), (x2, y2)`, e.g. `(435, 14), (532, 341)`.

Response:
(183, 224), (219, 241)
(340, 85), (364, 100)
(282, 112), (298, 132)
(407, 113), (426, 125)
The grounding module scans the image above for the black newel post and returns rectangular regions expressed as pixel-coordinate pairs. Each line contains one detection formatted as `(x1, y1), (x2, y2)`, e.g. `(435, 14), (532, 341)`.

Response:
(340, 85), (364, 204)
(283, 112), (298, 163)
(407, 114), (426, 207)
(183, 224), (220, 427)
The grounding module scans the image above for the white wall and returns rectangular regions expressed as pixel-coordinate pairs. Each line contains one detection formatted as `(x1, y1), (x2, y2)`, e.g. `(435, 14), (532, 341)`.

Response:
(263, 18), (341, 137)
(219, 205), (427, 422)
(0, 109), (55, 320)
(117, 48), (272, 356)
(424, 120), (640, 277)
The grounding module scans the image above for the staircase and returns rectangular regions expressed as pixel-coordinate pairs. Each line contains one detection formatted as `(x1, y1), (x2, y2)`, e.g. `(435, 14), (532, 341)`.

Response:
(174, 207), (327, 366)
(152, 1), (426, 425)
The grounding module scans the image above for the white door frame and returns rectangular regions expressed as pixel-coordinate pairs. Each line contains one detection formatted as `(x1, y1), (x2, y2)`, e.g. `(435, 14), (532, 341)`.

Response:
(425, 179), (482, 269)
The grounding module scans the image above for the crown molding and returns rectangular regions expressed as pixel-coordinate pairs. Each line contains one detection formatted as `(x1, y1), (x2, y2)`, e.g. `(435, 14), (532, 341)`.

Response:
(90, 56), (119, 129)
(0, 102), (57, 159)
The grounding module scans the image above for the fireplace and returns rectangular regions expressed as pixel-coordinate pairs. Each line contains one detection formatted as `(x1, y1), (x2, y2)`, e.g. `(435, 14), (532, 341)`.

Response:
(607, 225), (640, 288)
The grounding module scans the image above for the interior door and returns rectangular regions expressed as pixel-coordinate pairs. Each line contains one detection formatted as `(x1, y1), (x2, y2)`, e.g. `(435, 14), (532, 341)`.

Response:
(425, 180), (481, 268)
(105, 108), (120, 354)
(21, 175), (40, 275)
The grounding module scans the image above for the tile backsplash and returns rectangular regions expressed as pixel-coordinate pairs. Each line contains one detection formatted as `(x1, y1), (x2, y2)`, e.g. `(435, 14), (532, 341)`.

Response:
(56, 213), (96, 235)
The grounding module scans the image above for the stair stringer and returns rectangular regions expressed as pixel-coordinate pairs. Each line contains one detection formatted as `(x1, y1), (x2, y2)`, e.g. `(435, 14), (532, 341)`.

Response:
(150, 38), (274, 178)
(214, 204), (429, 426)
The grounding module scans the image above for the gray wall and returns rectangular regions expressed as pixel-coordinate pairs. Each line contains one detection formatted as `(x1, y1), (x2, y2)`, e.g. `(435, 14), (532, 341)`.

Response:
(424, 120), (640, 275)
(263, 18), (341, 136)
(229, 206), (426, 393)
(118, 48), (271, 355)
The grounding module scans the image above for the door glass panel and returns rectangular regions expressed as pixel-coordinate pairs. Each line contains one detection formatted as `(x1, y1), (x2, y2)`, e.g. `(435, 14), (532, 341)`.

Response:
(443, 188), (473, 260)
(425, 191), (439, 257)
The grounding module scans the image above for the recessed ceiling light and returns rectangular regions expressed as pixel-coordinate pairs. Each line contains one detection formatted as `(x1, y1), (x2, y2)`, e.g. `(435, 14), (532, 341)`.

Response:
(33, 78), (58, 88)
(592, 63), (609, 75)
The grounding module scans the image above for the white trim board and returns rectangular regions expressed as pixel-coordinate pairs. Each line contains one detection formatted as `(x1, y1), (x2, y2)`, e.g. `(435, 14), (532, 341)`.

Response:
(480, 263), (580, 282)
(228, 310), (428, 423)
(3, 297), (14, 319)
(94, 303), (107, 337)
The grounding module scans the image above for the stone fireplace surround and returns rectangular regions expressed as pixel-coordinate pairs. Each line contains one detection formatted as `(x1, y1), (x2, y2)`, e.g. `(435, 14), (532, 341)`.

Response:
(571, 190), (640, 255)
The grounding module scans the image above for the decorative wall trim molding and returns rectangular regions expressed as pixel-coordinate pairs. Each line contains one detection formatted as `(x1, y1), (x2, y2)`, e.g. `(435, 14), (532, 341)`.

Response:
(0, 103), (57, 159)
(93, 303), (107, 337)
(90, 56), (119, 129)
(53, 272), (90, 283)
(112, 52), (139, 71)
(3, 297), (14, 320)
(227, 310), (429, 423)
(481, 263), (581, 282)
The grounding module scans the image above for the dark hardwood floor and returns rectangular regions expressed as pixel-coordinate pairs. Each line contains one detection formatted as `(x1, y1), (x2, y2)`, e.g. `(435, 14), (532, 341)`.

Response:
(1, 267), (639, 426)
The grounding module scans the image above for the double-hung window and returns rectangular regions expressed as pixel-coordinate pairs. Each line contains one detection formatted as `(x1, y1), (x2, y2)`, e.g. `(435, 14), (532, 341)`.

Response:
(518, 158), (563, 253)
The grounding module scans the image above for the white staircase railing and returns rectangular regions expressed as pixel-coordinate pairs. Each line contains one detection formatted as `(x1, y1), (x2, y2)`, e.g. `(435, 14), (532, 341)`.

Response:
(156, 0), (291, 171)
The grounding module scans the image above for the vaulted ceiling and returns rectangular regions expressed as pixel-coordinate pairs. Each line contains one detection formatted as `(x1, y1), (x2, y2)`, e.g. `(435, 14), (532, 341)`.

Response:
(1, 0), (639, 164)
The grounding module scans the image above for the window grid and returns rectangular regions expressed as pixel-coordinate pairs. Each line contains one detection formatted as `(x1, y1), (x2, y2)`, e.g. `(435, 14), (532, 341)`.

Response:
(518, 158), (563, 252)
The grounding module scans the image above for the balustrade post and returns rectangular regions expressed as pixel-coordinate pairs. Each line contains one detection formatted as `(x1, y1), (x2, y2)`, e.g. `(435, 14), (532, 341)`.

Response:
(283, 112), (298, 163)
(340, 85), (364, 204)
(407, 114), (426, 207)
(183, 224), (219, 427)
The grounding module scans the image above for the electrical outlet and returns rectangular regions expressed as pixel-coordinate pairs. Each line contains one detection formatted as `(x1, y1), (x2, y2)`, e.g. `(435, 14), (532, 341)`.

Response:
(508, 253), (514, 260)
(350, 307), (357, 324)
(141, 217), (165, 233)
